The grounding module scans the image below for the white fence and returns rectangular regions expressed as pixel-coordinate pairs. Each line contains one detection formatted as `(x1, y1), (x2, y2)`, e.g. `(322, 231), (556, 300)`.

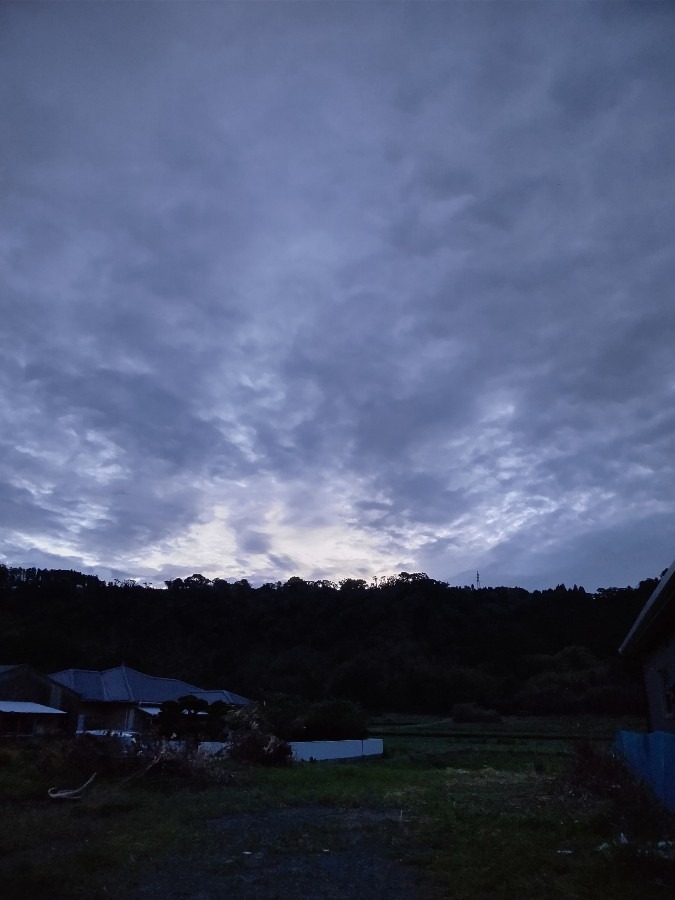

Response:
(166, 737), (384, 761)
(289, 738), (383, 762)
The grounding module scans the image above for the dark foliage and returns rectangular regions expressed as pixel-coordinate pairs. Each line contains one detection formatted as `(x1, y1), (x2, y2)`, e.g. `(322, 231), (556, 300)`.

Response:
(155, 696), (233, 743)
(227, 730), (293, 766)
(261, 695), (368, 741)
(225, 703), (293, 765)
(0, 564), (654, 715)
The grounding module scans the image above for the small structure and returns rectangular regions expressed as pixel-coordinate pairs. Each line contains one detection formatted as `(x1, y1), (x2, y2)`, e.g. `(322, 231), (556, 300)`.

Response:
(50, 665), (250, 733)
(0, 700), (66, 737)
(617, 559), (675, 811)
(0, 665), (79, 735)
(619, 559), (675, 733)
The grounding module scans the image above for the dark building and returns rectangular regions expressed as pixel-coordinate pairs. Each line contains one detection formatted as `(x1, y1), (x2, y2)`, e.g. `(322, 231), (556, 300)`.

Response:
(0, 665), (79, 736)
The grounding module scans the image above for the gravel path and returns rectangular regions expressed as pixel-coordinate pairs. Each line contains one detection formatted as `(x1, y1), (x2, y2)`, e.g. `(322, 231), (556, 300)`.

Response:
(128, 805), (445, 899)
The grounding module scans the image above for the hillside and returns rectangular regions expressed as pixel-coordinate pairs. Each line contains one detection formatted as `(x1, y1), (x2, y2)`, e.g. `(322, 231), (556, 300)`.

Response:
(0, 565), (655, 715)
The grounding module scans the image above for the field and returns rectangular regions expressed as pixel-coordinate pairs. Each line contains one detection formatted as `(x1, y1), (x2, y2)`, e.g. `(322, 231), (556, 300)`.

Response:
(2, 716), (674, 899)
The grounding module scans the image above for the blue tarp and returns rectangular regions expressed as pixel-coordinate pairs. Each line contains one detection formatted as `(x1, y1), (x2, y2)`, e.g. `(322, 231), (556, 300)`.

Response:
(615, 730), (675, 813)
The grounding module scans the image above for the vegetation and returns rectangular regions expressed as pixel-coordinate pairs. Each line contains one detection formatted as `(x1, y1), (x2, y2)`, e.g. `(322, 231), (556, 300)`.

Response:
(155, 695), (233, 743)
(261, 696), (369, 741)
(1, 720), (674, 899)
(1, 564), (665, 894)
(0, 565), (655, 716)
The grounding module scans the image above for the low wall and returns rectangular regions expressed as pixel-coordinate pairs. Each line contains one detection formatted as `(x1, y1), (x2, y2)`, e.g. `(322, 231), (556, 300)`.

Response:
(290, 738), (383, 762)
(165, 737), (384, 762)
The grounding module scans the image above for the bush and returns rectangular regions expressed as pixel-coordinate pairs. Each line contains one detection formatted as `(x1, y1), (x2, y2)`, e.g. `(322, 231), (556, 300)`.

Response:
(148, 748), (236, 787)
(303, 700), (368, 740)
(257, 695), (308, 742)
(228, 730), (292, 766)
(253, 696), (368, 742)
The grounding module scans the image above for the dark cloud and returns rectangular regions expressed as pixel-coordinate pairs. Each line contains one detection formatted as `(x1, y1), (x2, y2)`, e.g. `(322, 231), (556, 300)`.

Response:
(1, 2), (674, 588)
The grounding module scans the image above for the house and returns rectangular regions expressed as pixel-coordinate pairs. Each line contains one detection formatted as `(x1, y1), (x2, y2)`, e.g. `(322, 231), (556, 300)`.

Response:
(619, 558), (675, 733)
(0, 665), (80, 736)
(617, 559), (675, 812)
(49, 665), (251, 733)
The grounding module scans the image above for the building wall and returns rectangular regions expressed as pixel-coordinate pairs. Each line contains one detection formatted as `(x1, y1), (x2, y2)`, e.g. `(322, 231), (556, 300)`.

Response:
(643, 633), (675, 734)
(0, 711), (62, 737)
(77, 702), (137, 732)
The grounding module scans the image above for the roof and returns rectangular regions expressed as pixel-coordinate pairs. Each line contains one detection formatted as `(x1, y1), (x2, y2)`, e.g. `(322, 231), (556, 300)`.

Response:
(620, 557), (675, 656)
(0, 664), (81, 697)
(0, 665), (21, 675)
(49, 665), (250, 706)
(0, 701), (66, 714)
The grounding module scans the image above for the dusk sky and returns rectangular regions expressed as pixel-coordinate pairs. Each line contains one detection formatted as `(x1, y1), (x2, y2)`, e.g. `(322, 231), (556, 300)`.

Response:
(2, 1), (674, 591)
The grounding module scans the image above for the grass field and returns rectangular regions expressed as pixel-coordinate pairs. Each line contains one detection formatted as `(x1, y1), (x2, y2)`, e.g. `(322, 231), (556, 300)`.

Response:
(1, 716), (674, 899)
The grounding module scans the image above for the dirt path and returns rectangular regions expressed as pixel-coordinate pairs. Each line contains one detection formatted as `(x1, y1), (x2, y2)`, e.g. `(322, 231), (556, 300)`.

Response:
(127, 805), (445, 899)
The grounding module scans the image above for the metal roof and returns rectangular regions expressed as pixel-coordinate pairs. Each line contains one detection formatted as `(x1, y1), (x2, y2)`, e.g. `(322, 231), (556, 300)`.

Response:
(0, 665), (20, 675)
(0, 701), (66, 714)
(49, 665), (250, 706)
(620, 557), (675, 656)
(190, 689), (251, 706)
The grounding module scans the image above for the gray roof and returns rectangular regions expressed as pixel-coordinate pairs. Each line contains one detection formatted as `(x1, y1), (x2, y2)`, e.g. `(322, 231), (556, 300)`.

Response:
(0, 701), (65, 714)
(620, 557), (675, 656)
(49, 665), (250, 706)
(0, 665), (20, 675)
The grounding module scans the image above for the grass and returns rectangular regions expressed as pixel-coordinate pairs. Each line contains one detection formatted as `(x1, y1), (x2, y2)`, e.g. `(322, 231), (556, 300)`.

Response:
(0, 717), (673, 899)
(369, 712), (648, 739)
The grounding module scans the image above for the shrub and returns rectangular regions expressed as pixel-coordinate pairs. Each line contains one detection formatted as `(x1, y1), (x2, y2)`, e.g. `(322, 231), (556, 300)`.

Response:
(228, 730), (292, 766)
(148, 747), (235, 787)
(57, 734), (146, 776)
(303, 700), (368, 740)
(247, 696), (368, 742)
(257, 695), (308, 742)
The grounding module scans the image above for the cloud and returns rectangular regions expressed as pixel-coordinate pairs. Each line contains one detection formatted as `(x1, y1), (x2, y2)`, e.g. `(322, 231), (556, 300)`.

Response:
(1, 2), (674, 589)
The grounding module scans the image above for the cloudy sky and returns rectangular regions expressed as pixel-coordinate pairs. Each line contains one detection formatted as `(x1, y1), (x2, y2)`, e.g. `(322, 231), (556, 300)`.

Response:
(2, 2), (674, 591)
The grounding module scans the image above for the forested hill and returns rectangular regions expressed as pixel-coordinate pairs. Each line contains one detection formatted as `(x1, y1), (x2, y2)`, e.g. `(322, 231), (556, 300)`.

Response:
(0, 565), (657, 715)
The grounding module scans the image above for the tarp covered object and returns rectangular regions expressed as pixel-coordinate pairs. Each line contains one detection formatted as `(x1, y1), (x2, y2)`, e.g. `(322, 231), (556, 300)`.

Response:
(615, 730), (675, 813)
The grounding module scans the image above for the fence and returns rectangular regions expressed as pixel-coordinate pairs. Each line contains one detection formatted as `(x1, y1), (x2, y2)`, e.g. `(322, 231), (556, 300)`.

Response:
(615, 730), (675, 813)
(290, 738), (384, 762)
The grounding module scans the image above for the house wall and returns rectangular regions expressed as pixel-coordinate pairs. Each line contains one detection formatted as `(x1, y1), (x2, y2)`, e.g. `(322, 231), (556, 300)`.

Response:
(643, 634), (675, 734)
(77, 702), (136, 732)
(0, 712), (62, 737)
(77, 703), (158, 733)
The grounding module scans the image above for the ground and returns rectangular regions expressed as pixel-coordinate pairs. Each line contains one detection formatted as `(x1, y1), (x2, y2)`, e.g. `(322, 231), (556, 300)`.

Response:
(2, 718), (675, 899)
(128, 806), (444, 899)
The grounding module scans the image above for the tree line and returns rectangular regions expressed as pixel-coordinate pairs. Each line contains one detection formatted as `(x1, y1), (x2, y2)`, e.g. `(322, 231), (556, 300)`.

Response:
(0, 564), (657, 716)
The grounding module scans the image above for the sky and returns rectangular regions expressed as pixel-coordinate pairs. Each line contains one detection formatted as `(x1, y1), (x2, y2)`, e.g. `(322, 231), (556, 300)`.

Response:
(2, 1), (674, 592)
